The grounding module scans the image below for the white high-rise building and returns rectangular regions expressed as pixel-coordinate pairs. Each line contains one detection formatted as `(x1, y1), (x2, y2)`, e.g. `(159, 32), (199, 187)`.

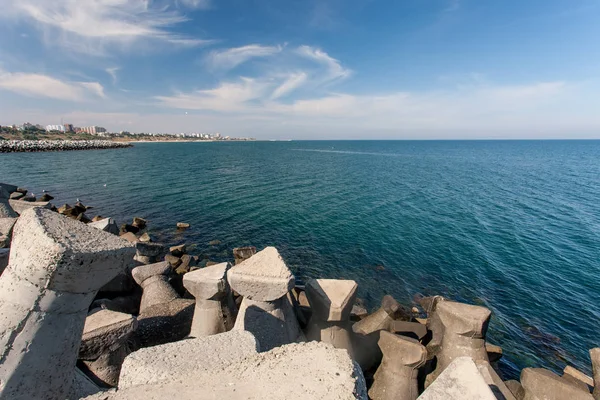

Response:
(45, 125), (65, 132)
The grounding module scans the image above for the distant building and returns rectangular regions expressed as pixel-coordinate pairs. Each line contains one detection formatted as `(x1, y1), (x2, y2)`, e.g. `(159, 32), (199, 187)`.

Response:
(19, 122), (34, 131)
(46, 125), (66, 132)
(64, 124), (74, 132)
(80, 126), (107, 135)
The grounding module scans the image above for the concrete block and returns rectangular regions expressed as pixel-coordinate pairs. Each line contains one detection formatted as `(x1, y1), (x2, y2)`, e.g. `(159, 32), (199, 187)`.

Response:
(0, 208), (135, 400)
(135, 298), (195, 347)
(305, 279), (357, 353)
(591, 348), (600, 399)
(227, 246), (294, 301)
(233, 245), (257, 265)
(521, 368), (593, 400)
(0, 217), (17, 248)
(369, 332), (426, 400)
(89, 218), (120, 235)
(119, 330), (259, 388)
(84, 341), (368, 400)
(8, 198), (51, 215)
(183, 262), (235, 337)
(0, 188), (17, 218)
(132, 261), (179, 313)
(79, 310), (137, 360)
(418, 357), (496, 400)
(0, 248), (9, 275)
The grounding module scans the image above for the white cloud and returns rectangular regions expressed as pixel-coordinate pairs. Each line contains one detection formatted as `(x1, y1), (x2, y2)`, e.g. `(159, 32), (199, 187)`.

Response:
(271, 72), (308, 99)
(0, 69), (106, 101)
(176, 0), (211, 9)
(296, 45), (352, 81)
(155, 77), (271, 111)
(207, 45), (283, 71)
(0, 0), (212, 55)
(105, 67), (120, 84)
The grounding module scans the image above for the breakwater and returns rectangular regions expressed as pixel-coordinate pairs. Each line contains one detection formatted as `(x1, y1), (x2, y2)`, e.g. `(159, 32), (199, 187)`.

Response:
(0, 140), (132, 152)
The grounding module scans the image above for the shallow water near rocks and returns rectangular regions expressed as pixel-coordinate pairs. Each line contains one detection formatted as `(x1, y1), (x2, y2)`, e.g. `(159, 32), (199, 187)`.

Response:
(1, 140), (599, 379)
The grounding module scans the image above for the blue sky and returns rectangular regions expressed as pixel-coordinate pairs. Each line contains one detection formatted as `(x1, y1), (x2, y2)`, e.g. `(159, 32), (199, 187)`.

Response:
(0, 0), (599, 139)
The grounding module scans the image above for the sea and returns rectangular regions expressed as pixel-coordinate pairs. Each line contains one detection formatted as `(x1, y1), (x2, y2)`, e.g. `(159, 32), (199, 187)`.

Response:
(1, 140), (599, 380)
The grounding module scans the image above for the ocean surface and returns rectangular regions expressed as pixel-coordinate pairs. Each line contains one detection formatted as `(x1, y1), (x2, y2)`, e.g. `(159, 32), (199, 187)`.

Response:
(1, 140), (599, 379)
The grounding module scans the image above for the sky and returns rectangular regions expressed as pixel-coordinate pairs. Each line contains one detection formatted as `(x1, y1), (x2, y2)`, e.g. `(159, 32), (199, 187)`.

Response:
(0, 0), (599, 139)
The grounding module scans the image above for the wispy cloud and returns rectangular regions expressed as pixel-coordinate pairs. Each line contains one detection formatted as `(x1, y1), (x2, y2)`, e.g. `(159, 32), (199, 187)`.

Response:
(271, 72), (308, 100)
(0, 0), (213, 55)
(0, 69), (106, 101)
(296, 45), (351, 82)
(105, 67), (120, 84)
(206, 44), (283, 71)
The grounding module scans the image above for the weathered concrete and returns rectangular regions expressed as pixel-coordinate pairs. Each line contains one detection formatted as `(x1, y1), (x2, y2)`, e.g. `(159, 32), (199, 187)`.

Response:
(79, 310), (137, 360)
(389, 321), (428, 340)
(0, 188), (17, 218)
(135, 298), (195, 347)
(418, 357), (496, 399)
(419, 295), (446, 356)
(228, 247), (303, 351)
(0, 248), (9, 275)
(233, 246), (257, 265)
(521, 368), (593, 400)
(368, 331), (426, 400)
(89, 217), (120, 236)
(119, 330), (259, 388)
(132, 261), (179, 313)
(134, 241), (164, 265)
(69, 368), (102, 400)
(504, 380), (525, 399)
(563, 365), (594, 393)
(352, 295), (405, 371)
(183, 262), (235, 337)
(227, 246), (294, 301)
(0, 217), (17, 248)
(305, 278), (357, 353)
(426, 301), (491, 385)
(0, 208), (135, 400)
(475, 360), (517, 400)
(8, 198), (51, 215)
(84, 341), (367, 400)
(591, 348), (600, 400)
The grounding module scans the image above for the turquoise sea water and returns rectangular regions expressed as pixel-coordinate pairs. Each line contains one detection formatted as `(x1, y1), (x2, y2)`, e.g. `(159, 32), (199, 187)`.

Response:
(1, 140), (599, 379)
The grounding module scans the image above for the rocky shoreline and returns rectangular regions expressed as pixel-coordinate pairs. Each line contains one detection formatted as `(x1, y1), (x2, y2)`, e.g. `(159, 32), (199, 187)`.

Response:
(0, 182), (598, 400)
(0, 140), (132, 152)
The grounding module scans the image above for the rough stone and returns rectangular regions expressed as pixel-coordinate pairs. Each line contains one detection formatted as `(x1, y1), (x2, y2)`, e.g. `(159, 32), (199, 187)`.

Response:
(0, 183), (18, 193)
(305, 278), (357, 353)
(176, 222), (190, 229)
(134, 241), (164, 264)
(119, 330), (259, 388)
(418, 357), (496, 399)
(591, 348), (600, 400)
(132, 217), (147, 229)
(164, 253), (182, 268)
(79, 310), (137, 360)
(233, 246), (257, 265)
(0, 217), (17, 248)
(83, 345), (131, 388)
(369, 331), (427, 400)
(521, 368), (593, 400)
(170, 244), (186, 257)
(0, 208), (135, 400)
(0, 188), (18, 219)
(504, 380), (525, 399)
(0, 248), (9, 275)
(228, 246), (295, 301)
(426, 301), (491, 385)
(132, 261), (179, 313)
(120, 232), (138, 243)
(135, 298), (195, 347)
(138, 232), (151, 242)
(486, 342), (503, 363)
(83, 341), (367, 400)
(183, 262), (235, 337)
(563, 365), (594, 392)
(69, 368), (102, 400)
(9, 192), (25, 200)
(89, 218), (120, 235)
(8, 198), (51, 215)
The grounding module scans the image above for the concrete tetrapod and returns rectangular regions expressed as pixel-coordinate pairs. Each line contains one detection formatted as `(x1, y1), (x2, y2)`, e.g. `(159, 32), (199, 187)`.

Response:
(592, 348), (600, 400)
(352, 295), (404, 371)
(426, 301), (491, 385)
(368, 331), (427, 400)
(0, 187), (17, 218)
(132, 261), (179, 313)
(417, 357), (496, 400)
(227, 246), (304, 351)
(305, 278), (358, 354)
(183, 262), (236, 337)
(418, 295), (446, 356)
(79, 310), (138, 387)
(0, 208), (135, 400)
(521, 368), (593, 400)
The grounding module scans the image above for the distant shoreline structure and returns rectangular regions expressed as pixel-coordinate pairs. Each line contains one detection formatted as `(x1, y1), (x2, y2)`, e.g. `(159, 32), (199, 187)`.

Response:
(0, 140), (132, 153)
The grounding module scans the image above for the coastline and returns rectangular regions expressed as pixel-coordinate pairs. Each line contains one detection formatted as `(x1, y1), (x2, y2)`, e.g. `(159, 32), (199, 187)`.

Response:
(0, 140), (132, 153)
